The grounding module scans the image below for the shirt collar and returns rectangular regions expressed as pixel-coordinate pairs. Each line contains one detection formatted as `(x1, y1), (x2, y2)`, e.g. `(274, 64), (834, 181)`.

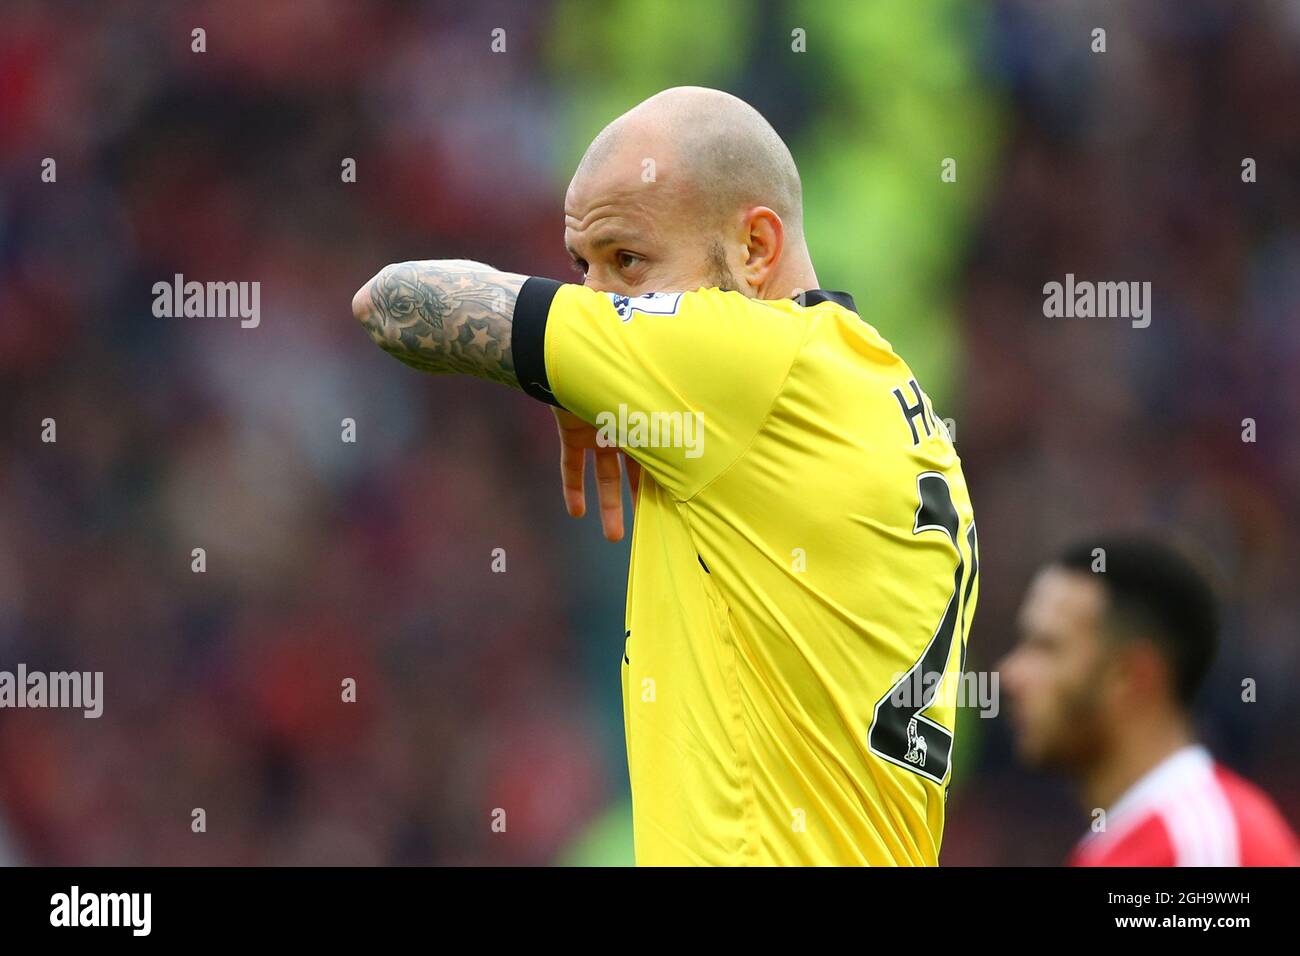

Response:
(1077, 744), (1213, 846)
(795, 289), (858, 313)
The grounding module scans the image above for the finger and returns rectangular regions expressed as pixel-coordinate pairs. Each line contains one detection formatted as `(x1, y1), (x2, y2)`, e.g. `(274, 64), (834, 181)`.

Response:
(622, 453), (642, 515)
(594, 447), (625, 542)
(560, 439), (587, 518)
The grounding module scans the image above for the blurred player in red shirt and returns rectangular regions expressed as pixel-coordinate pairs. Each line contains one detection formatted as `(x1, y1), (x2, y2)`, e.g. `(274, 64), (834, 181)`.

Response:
(1000, 536), (1299, 866)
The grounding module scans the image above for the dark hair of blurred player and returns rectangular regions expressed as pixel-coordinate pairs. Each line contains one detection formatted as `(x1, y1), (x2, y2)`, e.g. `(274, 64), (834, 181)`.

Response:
(1000, 536), (1298, 866)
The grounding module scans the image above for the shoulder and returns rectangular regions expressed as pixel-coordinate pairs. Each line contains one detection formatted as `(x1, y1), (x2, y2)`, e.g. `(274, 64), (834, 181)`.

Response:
(1212, 764), (1300, 866)
(1072, 812), (1176, 867)
(1073, 747), (1240, 865)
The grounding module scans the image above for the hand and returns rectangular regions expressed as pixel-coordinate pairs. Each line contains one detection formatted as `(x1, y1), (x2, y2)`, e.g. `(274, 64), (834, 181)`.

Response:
(553, 407), (642, 542)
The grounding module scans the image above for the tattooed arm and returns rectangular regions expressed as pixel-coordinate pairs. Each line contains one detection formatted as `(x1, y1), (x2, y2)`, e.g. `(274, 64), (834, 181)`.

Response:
(354, 260), (639, 541)
(352, 260), (527, 388)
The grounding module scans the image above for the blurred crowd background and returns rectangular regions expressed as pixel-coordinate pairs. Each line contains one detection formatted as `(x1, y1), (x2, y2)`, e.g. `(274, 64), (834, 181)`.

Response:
(1, 0), (1297, 865)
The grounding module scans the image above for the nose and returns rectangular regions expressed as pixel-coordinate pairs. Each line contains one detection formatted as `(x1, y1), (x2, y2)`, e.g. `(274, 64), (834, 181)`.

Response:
(578, 260), (634, 296)
(581, 265), (620, 295)
(583, 274), (634, 298)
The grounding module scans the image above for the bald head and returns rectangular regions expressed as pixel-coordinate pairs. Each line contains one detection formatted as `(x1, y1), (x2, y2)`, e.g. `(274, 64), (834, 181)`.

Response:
(564, 87), (817, 300)
(575, 87), (804, 236)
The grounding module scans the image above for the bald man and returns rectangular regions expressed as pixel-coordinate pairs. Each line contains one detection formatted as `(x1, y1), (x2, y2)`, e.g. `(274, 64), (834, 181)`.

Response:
(353, 88), (979, 866)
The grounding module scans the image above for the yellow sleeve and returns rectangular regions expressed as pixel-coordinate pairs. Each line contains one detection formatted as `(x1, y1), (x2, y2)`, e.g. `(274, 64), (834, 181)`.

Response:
(512, 279), (808, 500)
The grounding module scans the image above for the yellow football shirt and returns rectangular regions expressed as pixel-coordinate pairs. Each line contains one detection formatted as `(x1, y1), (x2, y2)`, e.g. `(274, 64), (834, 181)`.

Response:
(512, 279), (979, 865)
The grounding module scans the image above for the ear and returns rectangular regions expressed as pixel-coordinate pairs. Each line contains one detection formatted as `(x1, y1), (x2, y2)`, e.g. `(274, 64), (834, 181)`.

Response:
(1116, 640), (1168, 709)
(739, 206), (784, 290)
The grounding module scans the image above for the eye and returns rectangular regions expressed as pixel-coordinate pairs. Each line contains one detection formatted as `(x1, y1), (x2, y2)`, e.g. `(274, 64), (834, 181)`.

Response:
(616, 251), (643, 271)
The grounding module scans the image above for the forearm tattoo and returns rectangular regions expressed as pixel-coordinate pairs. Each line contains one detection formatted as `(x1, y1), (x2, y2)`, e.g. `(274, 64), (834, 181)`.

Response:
(355, 260), (525, 388)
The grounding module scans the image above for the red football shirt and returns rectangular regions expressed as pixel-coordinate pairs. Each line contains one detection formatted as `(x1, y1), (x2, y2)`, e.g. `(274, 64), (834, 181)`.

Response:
(1070, 745), (1300, 867)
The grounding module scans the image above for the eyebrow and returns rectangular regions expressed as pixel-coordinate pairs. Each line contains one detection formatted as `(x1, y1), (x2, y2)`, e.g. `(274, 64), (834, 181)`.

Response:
(566, 234), (635, 260)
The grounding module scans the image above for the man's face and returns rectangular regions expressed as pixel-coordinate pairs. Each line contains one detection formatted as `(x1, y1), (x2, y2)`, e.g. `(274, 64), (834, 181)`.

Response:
(564, 140), (741, 297)
(1000, 567), (1114, 769)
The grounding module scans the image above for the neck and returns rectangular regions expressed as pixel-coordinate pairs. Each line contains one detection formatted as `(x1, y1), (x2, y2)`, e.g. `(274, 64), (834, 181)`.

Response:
(1081, 712), (1195, 813)
(760, 240), (819, 299)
